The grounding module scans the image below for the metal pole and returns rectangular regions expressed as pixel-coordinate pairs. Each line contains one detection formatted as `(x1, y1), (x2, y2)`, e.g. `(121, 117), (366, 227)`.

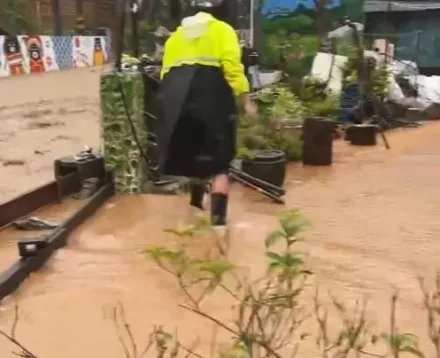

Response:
(384, 0), (391, 64)
(249, 0), (254, 46)
(130, 0), (139, 57)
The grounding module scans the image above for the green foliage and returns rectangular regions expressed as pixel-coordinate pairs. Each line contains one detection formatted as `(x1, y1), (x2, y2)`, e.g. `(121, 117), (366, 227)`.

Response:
(100, 72), (148, 193)
(338, 45), (390, 100)
(257, 83), (305, 122)
(304, 94), (339, 118)
(124, 20), (157, 56)
(372, 66), (389, 100)
(338, 45), (360, 80)
(300, 77), (328, 100)
(262, 15), (315, 36)
(146, 219), (235, 306)
(284, 35), (319, 81)
(298, 77), (339, 119)
(0, 0), (38, 34)
(121, 54), (141, 66)
(237, 84), (304, 161)
(146, 209), (313, 356)
(261, 32), (318, 79)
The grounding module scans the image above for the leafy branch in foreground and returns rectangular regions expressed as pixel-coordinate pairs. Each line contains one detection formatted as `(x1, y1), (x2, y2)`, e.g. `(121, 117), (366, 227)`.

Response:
(419, 273), (440, 358)
(145, 209), (439, 357)
(0, 303), (38, 358)
(146, 209), (312, 357)
(110, 302), (204, 358)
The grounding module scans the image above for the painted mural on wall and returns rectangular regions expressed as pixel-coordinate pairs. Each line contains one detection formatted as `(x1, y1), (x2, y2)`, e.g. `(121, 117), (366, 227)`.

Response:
(262, 0), (342, 17)
(72, 36), (107, 68)
(0, 35), (110, 77)
(258, 0), (363, 78)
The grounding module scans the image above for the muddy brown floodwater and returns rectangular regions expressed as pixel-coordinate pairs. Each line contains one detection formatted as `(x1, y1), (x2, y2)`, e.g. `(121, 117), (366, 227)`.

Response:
(1, 69), (440, 357)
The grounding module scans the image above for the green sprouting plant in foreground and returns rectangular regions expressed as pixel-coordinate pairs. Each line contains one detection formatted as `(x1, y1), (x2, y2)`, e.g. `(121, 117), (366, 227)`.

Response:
(144, 209), (433, 358)
(146, 209), (313, 357)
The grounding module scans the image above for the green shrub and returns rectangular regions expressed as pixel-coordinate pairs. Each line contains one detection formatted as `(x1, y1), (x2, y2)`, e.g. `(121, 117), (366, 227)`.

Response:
(237, 84), (304, 161)
(262, 14), (315, 36)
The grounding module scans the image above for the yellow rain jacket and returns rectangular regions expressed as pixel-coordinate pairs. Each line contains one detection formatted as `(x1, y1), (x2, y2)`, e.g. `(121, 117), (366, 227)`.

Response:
(158, 11), (249, 179)
(160, 12), (249, 96)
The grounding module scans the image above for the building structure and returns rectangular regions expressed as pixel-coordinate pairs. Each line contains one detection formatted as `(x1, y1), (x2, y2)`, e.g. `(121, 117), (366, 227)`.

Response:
(364, 0), (440, 74)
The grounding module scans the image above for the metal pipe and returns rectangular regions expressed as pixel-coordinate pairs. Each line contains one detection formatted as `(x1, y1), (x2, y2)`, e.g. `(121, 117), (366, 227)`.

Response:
(249, 0), (254, 46)
(130, 0), (140, 57)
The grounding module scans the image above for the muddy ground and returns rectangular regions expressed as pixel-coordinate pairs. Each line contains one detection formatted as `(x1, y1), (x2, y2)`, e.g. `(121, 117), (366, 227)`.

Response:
(1, 69), (440, 357)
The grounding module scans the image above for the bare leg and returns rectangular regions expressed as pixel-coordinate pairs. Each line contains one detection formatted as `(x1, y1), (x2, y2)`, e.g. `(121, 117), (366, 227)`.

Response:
(210, 173), (230, 226)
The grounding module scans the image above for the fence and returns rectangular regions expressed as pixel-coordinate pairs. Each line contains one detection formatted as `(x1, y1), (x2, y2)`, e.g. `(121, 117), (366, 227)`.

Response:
(363, 31), (421, 65)
(0, 34), (111, 78)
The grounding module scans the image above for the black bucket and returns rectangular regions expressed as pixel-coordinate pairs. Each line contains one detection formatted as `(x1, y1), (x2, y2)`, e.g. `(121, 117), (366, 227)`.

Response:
(241, 149), (286, 187)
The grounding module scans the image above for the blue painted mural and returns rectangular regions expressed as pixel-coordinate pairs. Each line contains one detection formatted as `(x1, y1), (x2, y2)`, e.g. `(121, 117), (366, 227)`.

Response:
(259, 0), (363, 80)
(262, 0), (341, 17)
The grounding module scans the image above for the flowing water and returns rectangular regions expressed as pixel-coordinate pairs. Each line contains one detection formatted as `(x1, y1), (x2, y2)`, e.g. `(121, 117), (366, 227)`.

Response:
(1, 69), (440, 357)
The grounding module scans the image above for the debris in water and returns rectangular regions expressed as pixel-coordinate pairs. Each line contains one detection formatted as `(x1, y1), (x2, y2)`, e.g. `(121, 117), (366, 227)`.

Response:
(2, 159), (25, 166)
(0, 296), (12, 311)
(13, 216), (59, 230)
(27, 120), (64, 129)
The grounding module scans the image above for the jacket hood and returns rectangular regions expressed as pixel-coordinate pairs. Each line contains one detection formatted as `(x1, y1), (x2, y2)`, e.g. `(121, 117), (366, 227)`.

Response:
(181, 12), (215, 39)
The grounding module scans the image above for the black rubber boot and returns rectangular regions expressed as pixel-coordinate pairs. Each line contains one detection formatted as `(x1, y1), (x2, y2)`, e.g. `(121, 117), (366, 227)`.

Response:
(210, 193), (228, 226)
(190, 183), (205, 210)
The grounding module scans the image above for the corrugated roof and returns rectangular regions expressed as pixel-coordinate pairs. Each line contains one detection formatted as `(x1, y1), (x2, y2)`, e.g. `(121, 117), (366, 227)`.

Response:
(364, 0), (440, 12)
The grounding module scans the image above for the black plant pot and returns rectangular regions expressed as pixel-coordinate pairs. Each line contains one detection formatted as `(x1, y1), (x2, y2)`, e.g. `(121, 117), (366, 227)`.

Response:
(242, 149), (287, 188)
(302, 117), (334, 166)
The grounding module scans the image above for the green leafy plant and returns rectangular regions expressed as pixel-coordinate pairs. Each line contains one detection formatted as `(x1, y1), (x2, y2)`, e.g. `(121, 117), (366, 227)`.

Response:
(146, 209), (313, 356)
(338, 45), (390, 100)
(304, 94), (340, 118)
(257, 83), (305, 123)
(237, 84), (304, 161)
(124, 20), (158, 56)
(141, 209), (438, 358)
(262, 15), (315, 36)
(0, 0), (38, 34)
(260, 31), (318, 80)
(299, 77), (339, 119)
(372, 66), (390, 100)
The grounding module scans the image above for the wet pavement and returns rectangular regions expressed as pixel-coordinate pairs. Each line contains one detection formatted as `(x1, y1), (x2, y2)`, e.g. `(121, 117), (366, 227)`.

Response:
(0, 123), (440, 357)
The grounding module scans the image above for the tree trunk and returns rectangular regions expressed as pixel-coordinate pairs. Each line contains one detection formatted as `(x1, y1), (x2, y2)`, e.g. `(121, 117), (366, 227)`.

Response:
(313, 0), (329, 52)
(75, 0), (85, 34)
(51, 0), (62, 35)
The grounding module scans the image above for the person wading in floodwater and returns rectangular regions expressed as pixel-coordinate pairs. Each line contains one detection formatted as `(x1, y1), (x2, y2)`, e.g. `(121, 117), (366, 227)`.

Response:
(157, 0), (257, 230)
